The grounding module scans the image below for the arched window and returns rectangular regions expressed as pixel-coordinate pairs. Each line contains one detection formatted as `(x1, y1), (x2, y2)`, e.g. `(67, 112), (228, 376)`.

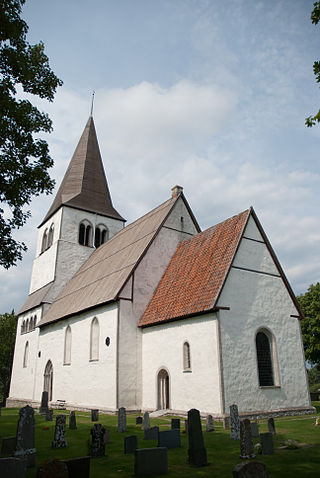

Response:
(183, 342), (191, 371)
(94, 225), (109, 248)
(29, 316), (33, 331)
(43, 360), (53, 401)
(47, 223), (54, 248)
(34, 315), (37, 328)
(41, 229), (48, 253)
(79, 220), (93, 247)
(90, 317), (99, 361)
(64, 325), (72, 365)
(26, 318), (29, 333)
(256, 330), (274, 386)
(23, 341), (29, 368)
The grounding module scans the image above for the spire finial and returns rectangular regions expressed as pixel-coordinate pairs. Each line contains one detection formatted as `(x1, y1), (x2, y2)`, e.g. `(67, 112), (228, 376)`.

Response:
(90, 91), (95, 116)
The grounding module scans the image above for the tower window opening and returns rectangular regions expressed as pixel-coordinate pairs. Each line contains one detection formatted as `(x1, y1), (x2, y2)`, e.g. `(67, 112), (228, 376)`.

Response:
(79, 220), (93, 247)
(95, 224), (108, 248)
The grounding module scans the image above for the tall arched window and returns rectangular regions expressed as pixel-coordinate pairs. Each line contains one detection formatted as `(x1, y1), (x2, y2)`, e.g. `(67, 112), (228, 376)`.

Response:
(47, 223), (54, 248)
(90, 318), (99, 361)
(94, 225), (109, 248)
(183, 342), (191, 371)
(26, 318), (29, 333)
(79, 220), (93, 247)
(34, 315), (37, 328)
(21, 320), (25, 334)
(64, 325), (72, 365)
(23, 341), (29, 368)
(41, 229), (48, 253)
(256, 330), (274, 386)
(29, 316), (33, 331)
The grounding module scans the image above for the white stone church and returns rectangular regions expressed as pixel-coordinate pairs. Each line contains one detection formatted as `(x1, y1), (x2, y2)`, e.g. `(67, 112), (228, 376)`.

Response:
(8, 117), (313, 419)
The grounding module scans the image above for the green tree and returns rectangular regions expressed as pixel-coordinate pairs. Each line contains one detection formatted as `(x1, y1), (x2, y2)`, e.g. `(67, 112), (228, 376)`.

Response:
(0, 0), (62, 268)
(297, 283), (320, 365)
(0, 310), (17, 404)
(306, 1), (320, 126)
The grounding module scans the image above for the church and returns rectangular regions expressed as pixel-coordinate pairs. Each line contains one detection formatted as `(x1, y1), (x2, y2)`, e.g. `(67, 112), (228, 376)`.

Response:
(8, 116), (313, 419)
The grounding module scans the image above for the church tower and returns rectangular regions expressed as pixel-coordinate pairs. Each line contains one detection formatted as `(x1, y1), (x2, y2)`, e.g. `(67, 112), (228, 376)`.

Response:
(27, 116), (125, 312)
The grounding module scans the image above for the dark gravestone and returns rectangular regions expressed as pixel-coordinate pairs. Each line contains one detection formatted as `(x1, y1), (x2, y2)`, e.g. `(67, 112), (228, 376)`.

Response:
(158, 429), (181, 449)
(1, 436), (16, 455)
(223, 417), (229, 429)
(144, 426), (159, 440)
(118, 407), (127, 432)
(187, 408), (208, 467)
(184, 419), (188, 434)
(15, 405), (36, 467)
(267, 417), (276, 435)
(103, 428), (110, 444)
(206, 415), (214, 432)
(91, 409), (99, 422)
(0, 457), (27, 478)
(69, 411), (77, 430)
(39, 391), (49, 415)
(124, 435), (138, 454)
(142, 411), (150, 430)
(46, 409), (53, 422)
(90, 423), (105, 457)
(233, 461), (267, 478)
(134, 447), (168, 476)
(260, 432), (274, 455)
(171, 418), (180, 430)
(240, 419), (255, 459)
(230, 404), (240, 440)
(36, 458), (69, 478)
(52, 415), (67, 448)
(136, 416), (143, 425)
(250, 422), (259, 438)
(64, 456), (91, 478)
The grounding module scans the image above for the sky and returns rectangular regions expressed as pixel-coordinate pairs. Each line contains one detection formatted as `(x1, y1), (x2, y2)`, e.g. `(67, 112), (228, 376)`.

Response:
(1, 0), (320, 314)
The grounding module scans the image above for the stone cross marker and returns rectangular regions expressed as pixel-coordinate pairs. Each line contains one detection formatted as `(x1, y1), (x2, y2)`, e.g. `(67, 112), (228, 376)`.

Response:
(45, 409), (53, 422)
(91, 409), (99, 422)
(268, 417), (276, 435)
(230, 404), (240, 440)
(240, 419), (255, 459)
(142, 411), (150, 430)
(187, 408), (208, 467)
(90, 424), (105, 457)
(52, 415), (67, 448)
(118, 407), (127, 432)
(233, 461), (267, 478)
(69, 411), (77, 430)
(14, 405), (36, 467)
(39, 391), (49, 415)
(206, 415), (214, 432)
(260, 432), (274, 455)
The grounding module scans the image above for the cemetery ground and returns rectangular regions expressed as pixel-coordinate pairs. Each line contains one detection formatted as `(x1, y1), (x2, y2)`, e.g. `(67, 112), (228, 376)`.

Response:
(1, 404), (320, 477)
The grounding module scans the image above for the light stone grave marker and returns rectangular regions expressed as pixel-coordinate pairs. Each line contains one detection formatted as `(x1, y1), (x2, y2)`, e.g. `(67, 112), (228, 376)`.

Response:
(15, 405), (36, 467)
(52, 415), (67, 448)
(240, 419), (255, 459)
(187, 408), (208, 467)
(118, 407), (127, 432)
(232, 461), (267, 478)
(90, 423), (105, 457)
(230, 404), (240, 440)
(134, 447), (168, 476)
(206, 415), (214, 432)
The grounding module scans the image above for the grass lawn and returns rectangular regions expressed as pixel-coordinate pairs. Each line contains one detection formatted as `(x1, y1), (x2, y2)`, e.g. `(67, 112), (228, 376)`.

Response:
(0, 404), (319, 477)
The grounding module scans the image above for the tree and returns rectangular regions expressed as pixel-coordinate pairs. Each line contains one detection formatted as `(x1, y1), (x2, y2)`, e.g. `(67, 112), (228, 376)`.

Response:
(297, 283), (320, 365)
(0, 311), (17, 404)
(0, 0), (63, 268)
(306, 1), (320, 126)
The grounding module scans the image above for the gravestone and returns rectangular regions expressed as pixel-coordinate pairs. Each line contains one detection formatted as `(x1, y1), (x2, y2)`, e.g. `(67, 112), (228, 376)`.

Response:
(136, 416), (143, 425)
(37, 458), (69, 478)
(240, 419), (255, 459)
(39, 391), (49, 415)
(184, 419), (188, 434)
(223, 417), (229, 429)
(124, 435), (138, 454)
(267, 417), (276, 435)
(0, 457), (27, 478)
(142, 411), (150, 430)
(144, 426), (159, 440)
(45, 409), (53, 422)
(91, 409), (99, 422)
(118, 407), (127, 432)
(52, 415), (67, 448)
(103, 428), (110, 444)
(1, 436), (16, 455)
(260, 432), (274, 455)
(134, 447), (168, 476)
(158, 429), (181, 449)
(206, 415), (214, 432)
(15, 405), (36, 467)
(233, 461), (267, 478)
(171, 418), (180, 430)
(230, 404), (240, 440)
(250, 422), (259, 438)
(69, 411), (77, 430)
(64, 456), (91, 478)
(187, 408), (208, 466)
(90, 423), (105, 457)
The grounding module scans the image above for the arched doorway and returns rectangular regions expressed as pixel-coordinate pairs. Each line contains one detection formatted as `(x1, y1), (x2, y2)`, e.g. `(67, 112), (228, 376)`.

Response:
(157, 369), (170, 410)
(43, 360), (53, 401)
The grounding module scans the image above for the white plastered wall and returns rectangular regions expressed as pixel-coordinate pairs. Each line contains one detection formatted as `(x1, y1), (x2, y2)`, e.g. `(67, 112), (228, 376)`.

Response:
(217, 215), (310, 413)
(141, 314), (221, 414)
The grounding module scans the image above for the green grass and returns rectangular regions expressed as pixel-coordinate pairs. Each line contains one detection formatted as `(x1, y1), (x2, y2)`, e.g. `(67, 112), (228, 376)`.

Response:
(0, 405), (320, 477)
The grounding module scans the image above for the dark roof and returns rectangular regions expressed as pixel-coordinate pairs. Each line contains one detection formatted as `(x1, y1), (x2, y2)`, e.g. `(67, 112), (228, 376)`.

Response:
(18, 282), (53, 315)
(39, 116), (124, 227)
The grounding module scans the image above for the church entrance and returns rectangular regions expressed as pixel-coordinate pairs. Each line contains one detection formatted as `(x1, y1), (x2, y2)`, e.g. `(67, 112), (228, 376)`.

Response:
(157, 369), (170, 410)
(43, 360), (53, 401)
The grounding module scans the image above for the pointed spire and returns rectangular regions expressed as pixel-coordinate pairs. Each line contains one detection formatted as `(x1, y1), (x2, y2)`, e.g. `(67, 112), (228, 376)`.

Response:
(40, 117), (125, 227)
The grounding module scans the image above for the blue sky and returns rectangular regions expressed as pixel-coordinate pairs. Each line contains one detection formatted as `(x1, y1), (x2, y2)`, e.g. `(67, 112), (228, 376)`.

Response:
(1, 0), (320, 314)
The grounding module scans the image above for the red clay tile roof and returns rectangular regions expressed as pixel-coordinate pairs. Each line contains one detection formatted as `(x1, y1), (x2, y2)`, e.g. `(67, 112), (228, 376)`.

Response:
(138, 208), (251, 327)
